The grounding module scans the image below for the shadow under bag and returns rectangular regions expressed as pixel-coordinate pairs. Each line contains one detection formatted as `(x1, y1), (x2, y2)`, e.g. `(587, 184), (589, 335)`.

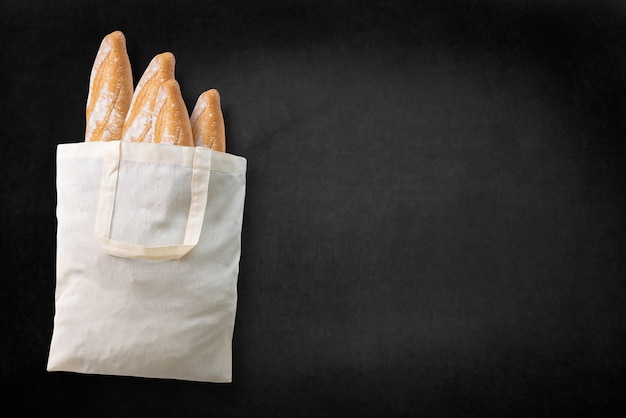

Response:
(48, 140), (246, 382)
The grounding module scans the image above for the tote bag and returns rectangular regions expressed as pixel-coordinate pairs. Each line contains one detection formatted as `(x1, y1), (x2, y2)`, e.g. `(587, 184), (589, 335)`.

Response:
(47, 140), (246, 382)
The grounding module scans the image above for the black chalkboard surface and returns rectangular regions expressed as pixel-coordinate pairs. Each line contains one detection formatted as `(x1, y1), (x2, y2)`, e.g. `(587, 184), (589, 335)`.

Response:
(1, 0), (625, 416)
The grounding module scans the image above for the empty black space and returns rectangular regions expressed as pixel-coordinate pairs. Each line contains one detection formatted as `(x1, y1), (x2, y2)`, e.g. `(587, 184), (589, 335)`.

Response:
(1, 0), (625, 416)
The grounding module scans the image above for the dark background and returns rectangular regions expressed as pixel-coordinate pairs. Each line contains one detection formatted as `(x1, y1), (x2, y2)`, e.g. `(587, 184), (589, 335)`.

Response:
(1, 0), (625, 416)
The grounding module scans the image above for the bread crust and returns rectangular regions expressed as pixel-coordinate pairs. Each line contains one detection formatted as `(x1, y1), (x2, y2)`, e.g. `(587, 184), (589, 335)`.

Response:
(85, 31), (133, 142)
(152, 79), (193, 146)
(190, 89), (226, 152)
(122, 52), (175, 142)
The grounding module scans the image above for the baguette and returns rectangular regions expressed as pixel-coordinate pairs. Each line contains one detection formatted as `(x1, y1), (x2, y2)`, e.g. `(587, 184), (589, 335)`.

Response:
(85, 31), (133, 142)
(122, 52), (175, 143)
(190, 89), (226, 152)
(152, 79), (194, 146)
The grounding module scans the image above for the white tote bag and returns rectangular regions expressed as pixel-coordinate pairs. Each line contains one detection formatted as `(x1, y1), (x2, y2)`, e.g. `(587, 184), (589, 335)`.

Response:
(47, 140), (246, 382)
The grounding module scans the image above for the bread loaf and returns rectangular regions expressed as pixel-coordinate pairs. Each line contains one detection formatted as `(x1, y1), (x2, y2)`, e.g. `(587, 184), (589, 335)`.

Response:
(152, 79), (194, 146)
(84, 32), (222, 150)
(190, 89), (226, 152)
(122, 52), (175, 143)
(85, 31), (133, 142)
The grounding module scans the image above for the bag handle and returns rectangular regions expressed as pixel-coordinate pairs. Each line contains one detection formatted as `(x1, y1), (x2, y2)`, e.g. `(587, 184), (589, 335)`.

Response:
(93, 141), (212, 260)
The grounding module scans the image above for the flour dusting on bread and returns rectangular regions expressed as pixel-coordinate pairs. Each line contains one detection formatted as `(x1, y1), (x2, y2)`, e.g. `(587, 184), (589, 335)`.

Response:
(85, 31), (133, 142)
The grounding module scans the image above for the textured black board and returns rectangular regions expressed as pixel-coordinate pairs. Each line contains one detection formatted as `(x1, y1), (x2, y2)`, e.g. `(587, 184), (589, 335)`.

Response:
(1, 0), (625, 416)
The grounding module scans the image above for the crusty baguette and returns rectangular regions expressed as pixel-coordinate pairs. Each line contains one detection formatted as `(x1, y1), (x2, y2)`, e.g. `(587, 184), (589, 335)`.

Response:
(190, 89), (226, 152)
(85, 31), (133, 142)
(122, 52), (175, 142)
(152, 79), (193, 146)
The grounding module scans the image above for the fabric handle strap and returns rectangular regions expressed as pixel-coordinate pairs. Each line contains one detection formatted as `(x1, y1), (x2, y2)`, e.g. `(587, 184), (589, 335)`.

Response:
(93, 141), (212, 260)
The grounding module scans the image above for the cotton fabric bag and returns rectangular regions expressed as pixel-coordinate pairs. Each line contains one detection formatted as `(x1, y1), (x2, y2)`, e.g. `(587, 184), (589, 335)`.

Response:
(47, 140), (246, 382)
